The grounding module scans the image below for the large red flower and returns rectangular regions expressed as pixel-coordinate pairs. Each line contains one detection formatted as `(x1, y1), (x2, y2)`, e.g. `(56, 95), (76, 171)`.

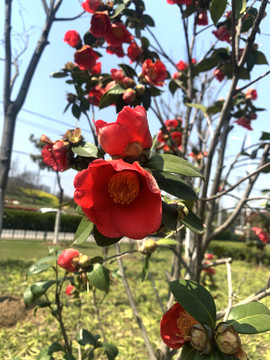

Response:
(90, 11), (111, 38)
(104, 22), (132, 47)
(64, 30), (82, 49)
(245, 88), (257, 100)
(127, 40), (142, 63)
(167, 0), (193, 4)
(160, 303), (199, 349)
(74, 159), (162, 239)
(74, 45), (99, 71)
(212, 26), (231, 43)
(41, 140), (68, 172)
(142, 59), (167, 86)
(234, 117), (252, 130)
(95, 106), (152, 158)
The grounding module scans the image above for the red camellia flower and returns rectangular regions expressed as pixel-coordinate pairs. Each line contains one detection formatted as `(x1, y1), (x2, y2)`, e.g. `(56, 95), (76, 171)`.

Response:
(74, 45), (99, 71)
(212, 26), (231, 43)
(92, 61), (101, 75)
(160, 303), (199, 349)
(204, 253), (214, 260)
(167, 0), (193, 5)
(105, 22), (133, 47)
(64, 30), (82, 49)
(165, 119), (181, 129)
(57, 248), (80, 272)
(65, 284), (75, 296)
(74, 159), (162, 239)
(90, 11), (111, 38)
(127, 40), (142, 63)
(157, 130), (167, 144)
(95, 106), (152, 158)
(245, 88), (257, 100)
(171, 131), (182, 148)
(252, 227), (270, 244)
(88, 84), (106, 106)
(214, 68), (225, 82)
(41, 139), (68, 172)
(197, 10), (208, 25)
(234, 117), (253, 130)
(176, 60), (187, 71)
(81, 0), (101, 13)
(142, 59), (167, 86)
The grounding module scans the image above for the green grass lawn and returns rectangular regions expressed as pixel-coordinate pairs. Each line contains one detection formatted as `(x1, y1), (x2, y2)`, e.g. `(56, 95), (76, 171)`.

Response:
(0, 240), (270, 360)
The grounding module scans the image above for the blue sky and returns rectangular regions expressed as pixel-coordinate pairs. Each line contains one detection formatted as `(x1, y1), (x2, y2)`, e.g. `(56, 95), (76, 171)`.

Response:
(0, 0), (269, 205)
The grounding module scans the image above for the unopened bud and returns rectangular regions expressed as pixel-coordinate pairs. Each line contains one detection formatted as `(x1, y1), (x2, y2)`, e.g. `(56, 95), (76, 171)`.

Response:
(176, 202), (189, 221)
(78, 254), (92, 268)
(72, 256), (80, 267)
(66, 93), (77, 103)
(123, 88), (136, 104)
(64, 62), (76, 71)
(135, 84), (146, 96)
(123, 77), (136, 88)
(139, 239), (157, 254)
(190, 324), (212, 354)
(215, 323), (241, 355)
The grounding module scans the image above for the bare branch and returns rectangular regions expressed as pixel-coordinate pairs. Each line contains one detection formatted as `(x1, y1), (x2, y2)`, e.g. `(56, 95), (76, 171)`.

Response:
(41, 0), (49, 16)
(4, 0), (12, 111)
(54, 10), (85, 21)
(236, 70), (270, 93)
(223, 260), (233, 322)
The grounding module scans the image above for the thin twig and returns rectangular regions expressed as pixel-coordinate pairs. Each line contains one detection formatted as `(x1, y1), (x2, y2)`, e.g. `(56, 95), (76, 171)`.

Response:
(223, 260), (233, 322)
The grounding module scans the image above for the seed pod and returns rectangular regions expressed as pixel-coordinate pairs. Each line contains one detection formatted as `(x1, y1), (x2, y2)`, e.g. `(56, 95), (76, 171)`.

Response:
(190, 324), (212, 354)
(139, 239), (157, 254)
(215, 323), (241, 355)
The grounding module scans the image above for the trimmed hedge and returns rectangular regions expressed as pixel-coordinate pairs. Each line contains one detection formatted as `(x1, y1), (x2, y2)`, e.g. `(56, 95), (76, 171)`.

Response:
(3, 209), (82, 232)
(208, 240), (270, 265)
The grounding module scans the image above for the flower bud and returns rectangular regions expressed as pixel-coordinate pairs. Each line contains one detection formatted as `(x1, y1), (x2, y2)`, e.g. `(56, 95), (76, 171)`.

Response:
(176, 202), (189, 221)
(190, 324), (212, 354)
(64, 62), (76, 71)
(123, 88), (136, 103)
(135, 84), (146, 96)
(78, 254), (92, 268)
(215, 323), (241, 355)
(57, 248), (80, 273)
(65, 284), (76, 296)
(123, 76), (136, 88)
(139, 239), (157, 254)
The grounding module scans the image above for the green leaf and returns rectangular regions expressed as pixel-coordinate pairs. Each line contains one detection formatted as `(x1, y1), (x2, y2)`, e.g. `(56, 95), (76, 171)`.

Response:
(169, 79), (181, 95)
(227, 302), (270, 333)
(76, 329), (99, 346)
(170, 279), (216, 328)
(210, 0), (227, 25)
(246, 52), (255, 72)
(143, 87), (151, 110)
(72, 141), (99, 157)
(235, 0), (246, 18)
(186, 102), (207, 114)
(23, 285), (34, 307)
(84, 31), (97, 46)
(260, 132), (270, 140)
(93, 225), (122, 247)
(153, 171), (198, 200)
(145, 154), (203, 178)
(102, 343), (119, 360)
(162, 202), (177, 230)
(179, 343), (198, 360)
(87, 263), (110, 292)
(27, 263), (52, 275)
(141, 253), (151, 281)
(72, 103), (81, 119)
(141, 14), (155, 27)
(31, 280), (56, 297)
(253, 50), (268, 65)
(156, 238), (179, 246)
(111, 3), (126, 19)
(73, 217), (93, 245)
(118, 63), (137, 78)
(50, 69), (68, 78)
(36, 256), (58, 264)
(181, 209), (205, 235)
(193, 56), (220, 74)
(107, 84), (125, 95)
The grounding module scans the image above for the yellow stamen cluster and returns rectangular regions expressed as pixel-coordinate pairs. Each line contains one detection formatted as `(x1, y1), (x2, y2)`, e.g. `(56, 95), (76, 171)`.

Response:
(108, 171), (140, 205)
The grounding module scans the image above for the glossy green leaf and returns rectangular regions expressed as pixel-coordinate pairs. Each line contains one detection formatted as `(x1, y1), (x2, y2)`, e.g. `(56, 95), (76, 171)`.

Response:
(227, 302), (270, 333)
(71, 103), (81, 119)
(50, 69), (68, 78)
(76, 329), (99, 346)
(210, 0), (227, 25)
(157, 238), (179, 246)
(84, 31), (97, 46)
(111, 3), (125, 19)
(153, 171), (198, 200)
(93, 225), (122, 247)
(179, 343), (198, 360)
(253, 50), (268, 65)
(235, 0), (246, 18)
(102, 343), (119, 360)
(118, 63), (137, 78)
(72, 141), (98, 158)
(36, 256), (58, 264)
(87, 263), (110, 292)
(99, 92), (118, 109)
(181, 209), (205, 234)
(170, 280), (216, 328)
(193, 56), (220, 74)
(31, 280), (56, 297)
(23, 286), (34, 307)
(186, 102), (207, 114)
(141, 253), (151, 281)
(27, 263), (52, 275)
(141, 14), (155, 27)
(260, 132), (270, 140)
(162, 202), (177, 230)
(145, 154), (203, 177)
(73, 217), (93, 245)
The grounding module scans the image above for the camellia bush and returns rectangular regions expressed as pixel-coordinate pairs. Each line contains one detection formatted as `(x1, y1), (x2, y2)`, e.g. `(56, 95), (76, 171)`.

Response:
(23, 0), (270, 359)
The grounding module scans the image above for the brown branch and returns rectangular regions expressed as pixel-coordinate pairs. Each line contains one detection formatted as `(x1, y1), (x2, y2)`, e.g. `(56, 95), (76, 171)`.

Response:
(55, 11), (85, 21)
(236, 70), (270, 93)
(4, 0), (12, 112)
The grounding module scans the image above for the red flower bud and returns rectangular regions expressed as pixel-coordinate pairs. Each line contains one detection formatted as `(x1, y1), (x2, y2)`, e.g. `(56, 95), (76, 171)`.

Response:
(90, 11), (111, 38)
(57, 248), (80, 272)
(123, 88), (136, 103)
(65, 284), (75, 296)
(245, 88), (257, 100)
(214, 68), (225, 82)
(197, 11), (208, 26)
(81, 0), (101, 13)
(64, 30), (82, 49)
(74, 45), (99, 71)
